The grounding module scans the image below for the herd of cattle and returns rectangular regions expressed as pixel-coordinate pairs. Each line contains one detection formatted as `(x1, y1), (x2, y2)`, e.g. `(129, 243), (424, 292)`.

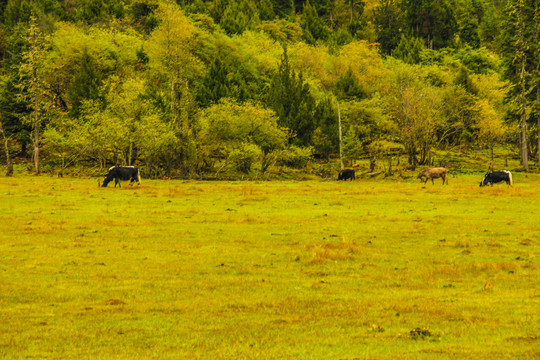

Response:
(100, 166), (514, 188)
(337, 167), (513, 186)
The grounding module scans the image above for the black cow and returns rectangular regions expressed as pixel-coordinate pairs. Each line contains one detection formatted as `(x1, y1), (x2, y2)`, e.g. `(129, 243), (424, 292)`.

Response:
(102, 166), (141, 188)
(479, 170), (512, 187)
(337, 169), (355, 181)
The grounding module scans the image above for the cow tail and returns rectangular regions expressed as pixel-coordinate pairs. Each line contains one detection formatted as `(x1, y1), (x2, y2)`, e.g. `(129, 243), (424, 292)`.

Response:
(508, 171), (513, 186)
(137, 169), (141, 185)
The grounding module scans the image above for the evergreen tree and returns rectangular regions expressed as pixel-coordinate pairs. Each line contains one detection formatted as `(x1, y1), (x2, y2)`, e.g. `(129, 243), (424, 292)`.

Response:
(3, 0), (32, 26)
(460, 15), (481, 48)
(220, 0), (260, 35)
(0, 23), (31, 154)
(336, 67), (366, 99)
(373, 0), (401, 55)
(272, 0), (295, 18)
(312, 96), (338, 159)
(301, 0), (330, 44)
(454, 66), (478, 95)
(392, 34), (424, 64)
(499, 0), (536, 170)
(402, 0), (458, 49)
(344, 0), (365, 24)
(266, 48), (316, 146)
(259, 0), (276, 20)
(196, 57), (231, 108)
(68, 48), (103, 118)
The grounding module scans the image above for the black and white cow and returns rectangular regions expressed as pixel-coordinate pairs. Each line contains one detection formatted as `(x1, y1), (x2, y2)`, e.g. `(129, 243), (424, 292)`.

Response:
(102, 166), (141, 188)
(479, 170), (512, 187)
(337, 169), (355, 181)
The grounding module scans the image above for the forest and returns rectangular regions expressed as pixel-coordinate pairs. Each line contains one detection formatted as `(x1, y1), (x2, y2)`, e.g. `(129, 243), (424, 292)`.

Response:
(0, 0), (539, 179)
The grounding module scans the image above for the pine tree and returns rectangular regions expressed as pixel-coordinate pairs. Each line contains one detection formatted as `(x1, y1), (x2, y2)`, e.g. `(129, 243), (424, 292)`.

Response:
(68, 47), (103, 118)
(373, 0), (402, 55)
(499, 0), (535, 170)
(301, 0), (330, 44)
(196, 58), (231, 107)
(402, 0), (458, 49)
(266, 48), (316, 146)
(392, 34), (424, 64)
(0, 23), (32, 155)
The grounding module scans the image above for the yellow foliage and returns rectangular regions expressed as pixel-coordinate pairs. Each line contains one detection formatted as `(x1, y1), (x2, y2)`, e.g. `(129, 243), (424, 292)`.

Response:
(337, 41), (390, 91)
(147, 3), (203, 79)
(231, 31), (283, 75)
(477, 98), (507, 144)
(288, 41), (389, 94)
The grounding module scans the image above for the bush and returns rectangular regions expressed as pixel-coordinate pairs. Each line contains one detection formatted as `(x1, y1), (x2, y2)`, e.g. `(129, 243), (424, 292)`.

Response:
(278, 146), (313, 168)
(230, 143), (261, 173)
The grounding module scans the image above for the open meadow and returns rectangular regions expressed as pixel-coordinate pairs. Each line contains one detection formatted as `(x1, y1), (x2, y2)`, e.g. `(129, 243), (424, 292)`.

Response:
(0, 173), (539, 359)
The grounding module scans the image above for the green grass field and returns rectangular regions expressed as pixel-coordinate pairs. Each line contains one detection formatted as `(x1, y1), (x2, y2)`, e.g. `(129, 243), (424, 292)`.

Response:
(0, 173), (538, 359)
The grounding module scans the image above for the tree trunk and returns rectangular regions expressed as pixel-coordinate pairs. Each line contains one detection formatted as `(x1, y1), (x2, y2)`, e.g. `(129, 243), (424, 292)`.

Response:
(518, 0), (528, 170)
(537, 84), (540, 168)
(0, 121), (13, 176)
(337, 101), (344, 170)
(535, 1), (540, 169)
(33, 64), (40, 175)
(490, 144), (494, 171)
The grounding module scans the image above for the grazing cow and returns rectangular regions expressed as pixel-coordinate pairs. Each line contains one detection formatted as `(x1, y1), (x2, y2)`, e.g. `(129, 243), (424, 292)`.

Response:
(479, 170), (512, 187)
(417, 167), (448, 185)
(102, 166), (141, 188)
(337, 169), (355, 181)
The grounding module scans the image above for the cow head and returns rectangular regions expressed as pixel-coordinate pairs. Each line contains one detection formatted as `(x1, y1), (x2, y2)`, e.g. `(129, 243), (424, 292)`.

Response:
(479, 174), (488, 187)
(102, 174), (113, 187)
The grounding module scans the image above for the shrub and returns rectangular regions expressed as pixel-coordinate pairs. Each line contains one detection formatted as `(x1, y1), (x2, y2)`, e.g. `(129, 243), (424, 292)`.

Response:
(278, 146), (313, 168)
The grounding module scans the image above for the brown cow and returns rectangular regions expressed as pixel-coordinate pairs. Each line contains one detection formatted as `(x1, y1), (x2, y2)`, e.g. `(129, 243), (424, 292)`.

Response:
(417, 167), (448, 185)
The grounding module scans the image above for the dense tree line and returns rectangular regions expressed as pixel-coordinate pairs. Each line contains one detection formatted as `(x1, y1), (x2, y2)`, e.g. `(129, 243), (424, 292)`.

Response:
(0, 0), (538, 178)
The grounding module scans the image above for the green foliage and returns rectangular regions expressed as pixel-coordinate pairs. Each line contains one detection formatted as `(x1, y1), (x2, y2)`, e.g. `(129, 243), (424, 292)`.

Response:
(453, 46), (499, 74)
(402, 0), (458, 49)
(342, 95), (393, 144)
(219, 0), (260, 35)
(312, 97), (337, 159)
(372, 0), (401, 55)
(259, 0), (276, 21)
(300, 0), (330, 44)
(198, 99), (287, 173)
(335, 67), (366, 100)
(196, 57), (231, 107)
(459, 15), (480, 48)
(454, 65), (478, 95)
(229, 142), (261, 173)
(266, 48), (317, 146)
(277, 144), (312, 168)
(437, 85), (480, 145)
(392, 34), (424, 64)
(136, 45), (149, 65)
(0, 0), (527, 176)
(258, 19), (303, 44)
(341, 129), (362, 161)
(68, 48), (104, 117)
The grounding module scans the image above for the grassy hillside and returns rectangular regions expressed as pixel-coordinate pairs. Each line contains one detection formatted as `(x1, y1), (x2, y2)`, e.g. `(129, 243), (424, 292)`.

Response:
(0, 174), (538, 359)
